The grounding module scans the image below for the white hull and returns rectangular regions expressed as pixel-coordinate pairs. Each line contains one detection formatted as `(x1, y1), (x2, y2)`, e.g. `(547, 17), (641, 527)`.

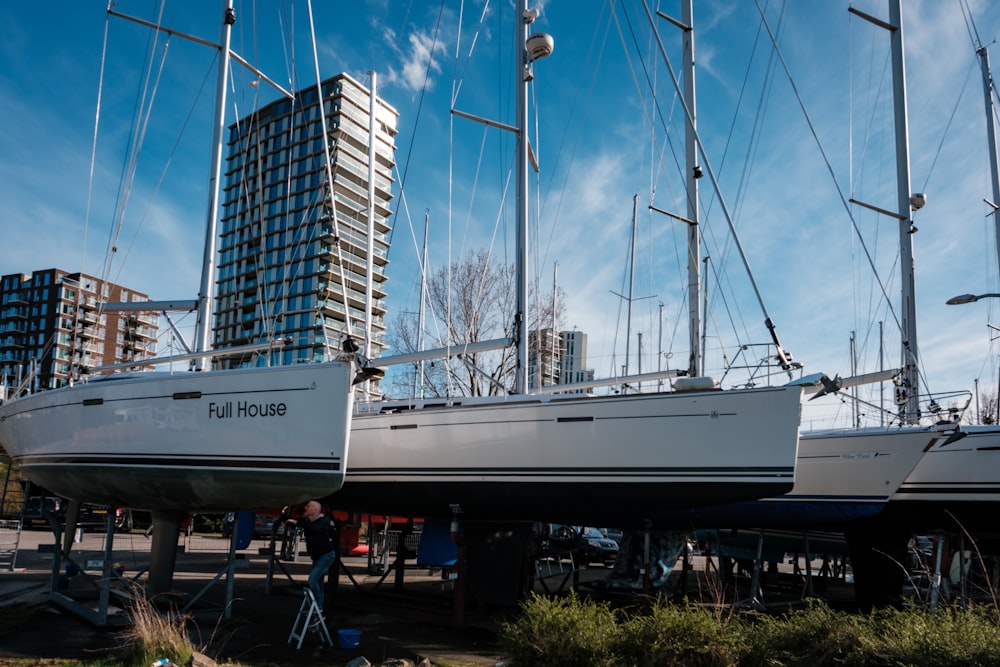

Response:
(647, 425), (938, 528)
(329, 385), (802, 527)
(0, 362), (354, 512)
(883, 424), (1000, 531)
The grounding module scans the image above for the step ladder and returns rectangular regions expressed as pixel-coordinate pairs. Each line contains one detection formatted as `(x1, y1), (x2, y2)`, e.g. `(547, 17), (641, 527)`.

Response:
(287, 587), (333, 649)
(0, 520), (21, 571)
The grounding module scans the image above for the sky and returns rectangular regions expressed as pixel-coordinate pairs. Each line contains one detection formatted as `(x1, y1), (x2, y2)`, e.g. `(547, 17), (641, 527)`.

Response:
(1, 0), (1000, 429)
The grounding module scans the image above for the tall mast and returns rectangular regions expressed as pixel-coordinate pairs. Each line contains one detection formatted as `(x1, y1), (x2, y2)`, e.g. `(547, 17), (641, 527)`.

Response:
(625, 194), (638, 378)
(416, 210), (429, 399)
(888, 0), (920, 424)
(513, 2), (552, 393)
(514, 0), (531, 395)
(682, 0), (702, 378)
(365, 71), (378, 362)
(978, 46), (1000, 274)
(192, 2), (235, 368)
(850, 2), (922, 423)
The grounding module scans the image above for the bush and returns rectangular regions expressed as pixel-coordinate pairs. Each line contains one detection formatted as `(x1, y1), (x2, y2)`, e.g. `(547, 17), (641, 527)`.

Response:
(615, 597), (746, 667)
(866, 605), (1000, 666)
(499, 591), (620, 666)
(741, 600), (867, 666)
(500, 593), (1000, 667)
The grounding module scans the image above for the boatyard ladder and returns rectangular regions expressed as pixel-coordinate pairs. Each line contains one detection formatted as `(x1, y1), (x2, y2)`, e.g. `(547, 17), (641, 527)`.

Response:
(287, 587), (333, 649)
(0, 519), (20, 570)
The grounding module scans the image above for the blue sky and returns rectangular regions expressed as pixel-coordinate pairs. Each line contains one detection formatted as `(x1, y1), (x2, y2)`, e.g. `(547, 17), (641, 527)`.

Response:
(2, 0), (999, 428)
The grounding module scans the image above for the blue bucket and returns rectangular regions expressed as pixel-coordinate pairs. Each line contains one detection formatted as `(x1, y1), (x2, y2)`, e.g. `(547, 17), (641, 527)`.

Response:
(337, 628), (361, 649)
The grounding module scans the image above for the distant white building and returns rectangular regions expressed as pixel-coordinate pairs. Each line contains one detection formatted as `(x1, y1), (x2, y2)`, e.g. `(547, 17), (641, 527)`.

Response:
(528, 328), (594, 393)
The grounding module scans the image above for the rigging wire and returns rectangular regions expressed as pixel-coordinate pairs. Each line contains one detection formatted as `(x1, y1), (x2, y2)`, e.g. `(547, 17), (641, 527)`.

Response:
(386, 0), (447, 252)
(103, 1), (171, 300)
(307, 0), (352, 345)
(753, 1), (902, 339)
(641, 0), (791, 378)
(82, 12), (112, 293)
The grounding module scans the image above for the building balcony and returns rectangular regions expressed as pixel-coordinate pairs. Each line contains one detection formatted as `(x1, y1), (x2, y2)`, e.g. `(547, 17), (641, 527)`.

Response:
(125, 327), (157, 341)
(126, 313), (158, 327)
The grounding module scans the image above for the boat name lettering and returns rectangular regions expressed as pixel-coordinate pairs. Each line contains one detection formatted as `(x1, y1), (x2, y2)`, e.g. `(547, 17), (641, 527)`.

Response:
(209, 401), (287, 419)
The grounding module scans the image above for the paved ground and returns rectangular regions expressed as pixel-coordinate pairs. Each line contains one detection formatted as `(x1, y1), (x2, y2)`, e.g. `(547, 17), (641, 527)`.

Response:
(0, 527), (510, 666)
(0, 524), (875, 666)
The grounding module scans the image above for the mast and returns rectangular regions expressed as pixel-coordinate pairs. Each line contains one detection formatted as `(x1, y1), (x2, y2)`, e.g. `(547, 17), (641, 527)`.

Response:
(850, 2), (921, 423)
(682, 0), (702, 378)
(192, 1), (235, 369)
(365, 71), (378, 362)
(416, 210), (429, 399)
(514, 0), (531, 395)
(888, 0), (920, 424)
(625, 194), (638, 378)
(514, 2), (552, 394)
(978, 46), (1000, 274)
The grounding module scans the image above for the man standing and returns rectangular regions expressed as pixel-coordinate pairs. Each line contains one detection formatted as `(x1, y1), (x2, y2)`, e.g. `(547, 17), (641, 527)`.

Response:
(286, 500), (337, 607)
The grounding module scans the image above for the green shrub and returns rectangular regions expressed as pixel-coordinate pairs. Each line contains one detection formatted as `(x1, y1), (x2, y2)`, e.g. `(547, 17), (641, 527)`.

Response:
(499, 591), (620, 666)
(615, 597), (746, 667)
(499, 593), (1000, 667)
(865, 604), (1000, 666)
(741, 600), (868, 667)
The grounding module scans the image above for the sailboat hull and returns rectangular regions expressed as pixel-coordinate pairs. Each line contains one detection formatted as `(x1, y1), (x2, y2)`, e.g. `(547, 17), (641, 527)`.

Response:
(328, 385), (801, 528)
(649, 426), (937, 529)
(0, 362), (354, 512)
(881, 424), (1000, 532)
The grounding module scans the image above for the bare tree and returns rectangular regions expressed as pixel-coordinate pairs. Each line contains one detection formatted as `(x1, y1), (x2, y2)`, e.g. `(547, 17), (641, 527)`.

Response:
(978, 389), (997, 425)
(386, 248), (562, 398)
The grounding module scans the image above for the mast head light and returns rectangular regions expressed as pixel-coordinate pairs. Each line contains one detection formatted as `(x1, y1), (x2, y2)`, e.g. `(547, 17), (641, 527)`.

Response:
(526, 33), (554, 62)
(910, 192), (927, 211)
(523, 8), (540, 23)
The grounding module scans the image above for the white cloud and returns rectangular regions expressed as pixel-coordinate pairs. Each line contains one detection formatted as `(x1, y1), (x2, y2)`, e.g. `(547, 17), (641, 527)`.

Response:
(383, 28), (448, 95)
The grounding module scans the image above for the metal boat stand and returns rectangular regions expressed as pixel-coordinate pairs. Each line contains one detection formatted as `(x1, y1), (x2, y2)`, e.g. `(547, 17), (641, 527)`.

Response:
(733, 529), (767, 611)
(179, 522), (248, 619)
(46, 508), (132, 627)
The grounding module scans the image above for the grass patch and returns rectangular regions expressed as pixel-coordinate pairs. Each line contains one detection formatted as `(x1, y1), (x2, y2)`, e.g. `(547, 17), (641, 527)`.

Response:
(113, 589), (196, 667)
(500, 593), (1000, 666)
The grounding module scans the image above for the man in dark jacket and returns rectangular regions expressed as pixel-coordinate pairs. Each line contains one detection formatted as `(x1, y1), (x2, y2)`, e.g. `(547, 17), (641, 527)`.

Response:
(286, 500), (337, 607)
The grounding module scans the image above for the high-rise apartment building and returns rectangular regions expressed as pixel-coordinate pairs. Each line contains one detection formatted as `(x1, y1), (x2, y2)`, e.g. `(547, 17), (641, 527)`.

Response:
(559, 329), (594, 388)
(528, 328), (594, 393)
(0, 269), (157, 393)
(214, 73), (398, 369)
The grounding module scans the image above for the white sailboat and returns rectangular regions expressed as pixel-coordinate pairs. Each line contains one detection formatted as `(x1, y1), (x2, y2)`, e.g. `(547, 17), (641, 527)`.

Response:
(880, 30), (1000, 534)
(0, 1), (357, 514)
(585, 0), (933, 533)
(326, 0), (803, 528)
(670, 2), (998, 539)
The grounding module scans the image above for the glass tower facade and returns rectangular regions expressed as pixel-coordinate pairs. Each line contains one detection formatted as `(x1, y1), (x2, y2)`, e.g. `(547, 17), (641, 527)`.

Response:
(215, 73), (398, 369)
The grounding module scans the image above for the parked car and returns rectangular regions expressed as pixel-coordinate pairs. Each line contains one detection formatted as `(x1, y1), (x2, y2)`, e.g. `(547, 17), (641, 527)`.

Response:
(21, 496), (64, 529)
(253, 509), (290, 538)
(545, 525), (619, 567)
(599, 527), (624, 544)
(79, 504), (134, 533)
